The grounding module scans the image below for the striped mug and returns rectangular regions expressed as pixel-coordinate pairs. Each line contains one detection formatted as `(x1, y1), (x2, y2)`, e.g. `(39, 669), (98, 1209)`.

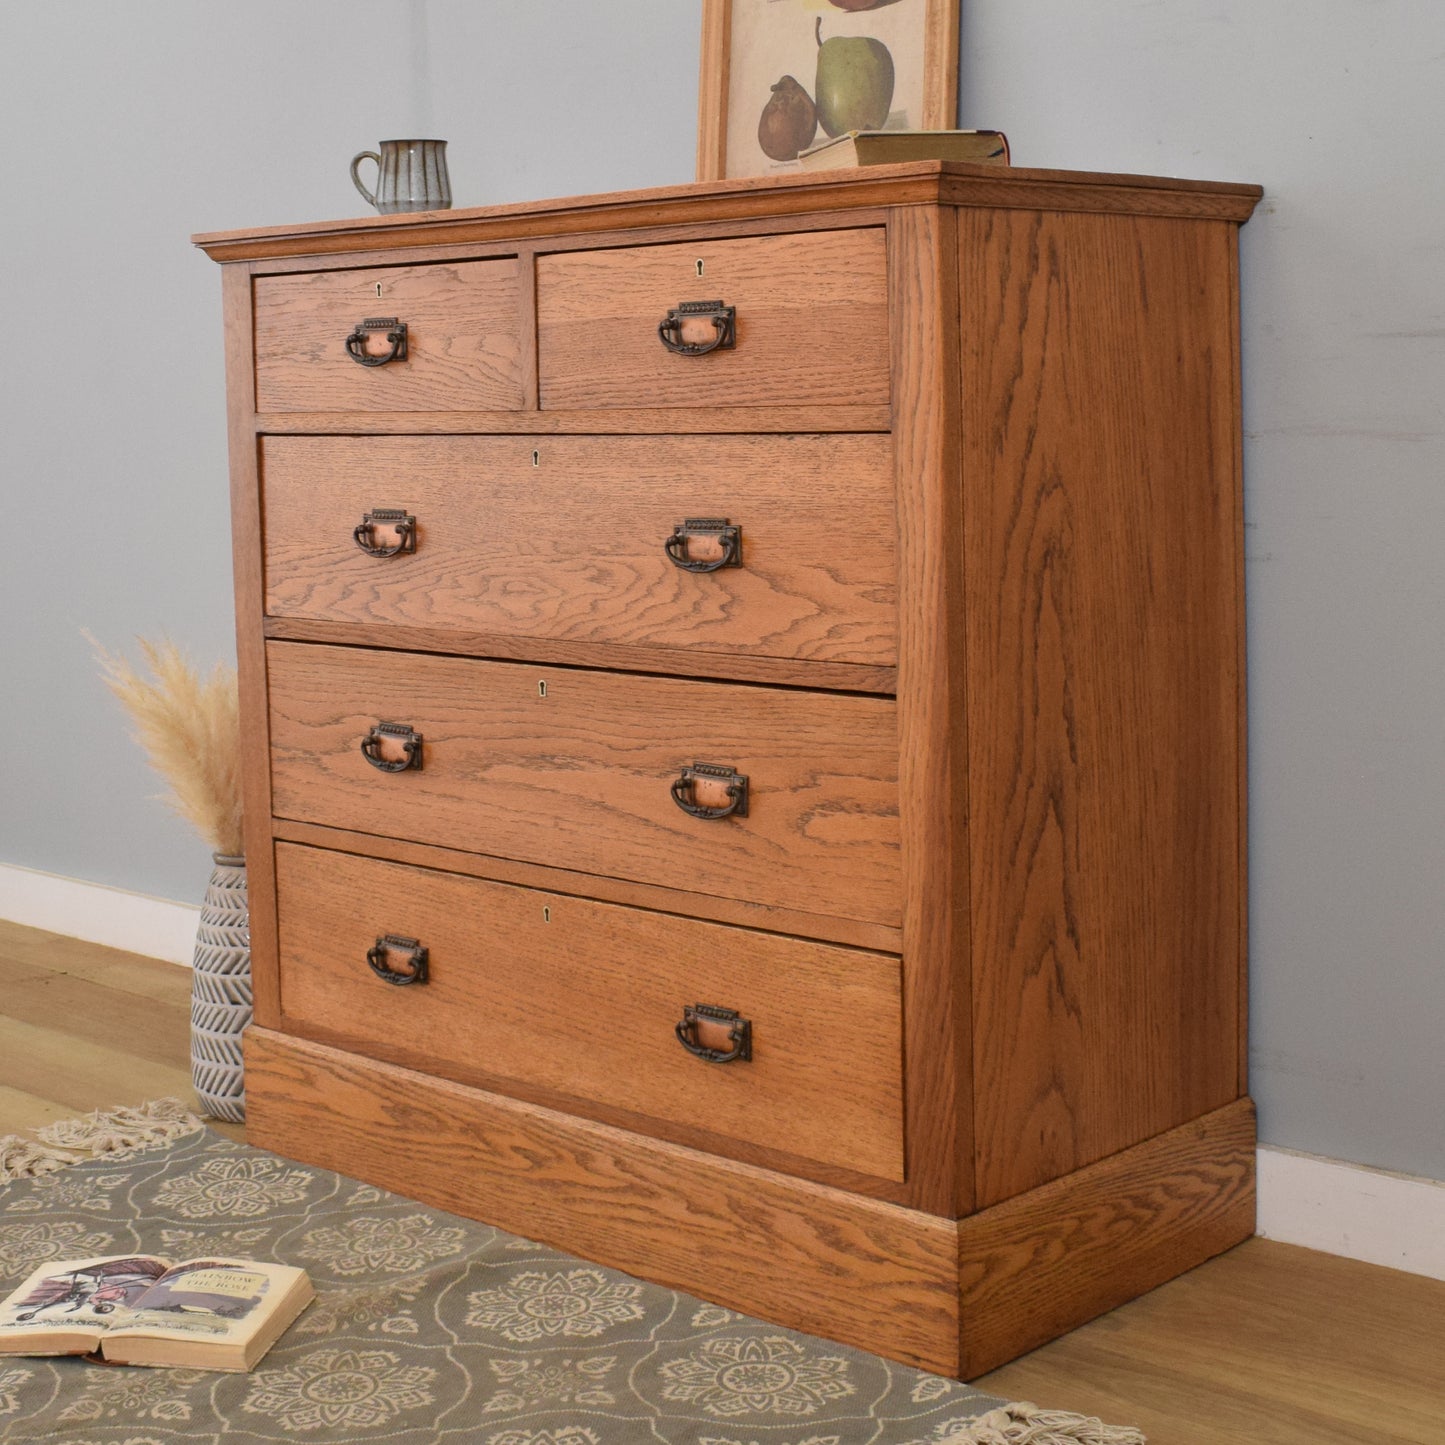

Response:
(350, 139), (452, 214)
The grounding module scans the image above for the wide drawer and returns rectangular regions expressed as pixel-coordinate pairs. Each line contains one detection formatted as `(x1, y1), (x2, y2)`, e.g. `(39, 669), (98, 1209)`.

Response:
(253, 259), (524, 412)
(266, 642), (901, 927)
(274, 843), (905, 1180)
(261, 434), (897, 666)
(537, 229), (890, 410)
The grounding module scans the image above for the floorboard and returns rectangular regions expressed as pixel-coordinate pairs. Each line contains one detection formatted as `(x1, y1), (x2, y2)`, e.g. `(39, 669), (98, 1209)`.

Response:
(0, 918), (244, 1144)
(1, 918), (1441, 1441)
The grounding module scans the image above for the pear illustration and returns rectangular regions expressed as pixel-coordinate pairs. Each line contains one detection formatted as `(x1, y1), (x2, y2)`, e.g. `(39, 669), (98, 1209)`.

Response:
(758, 74), (818, 161)
(829, 0), (888, 9)
(814, 16), (895, 138)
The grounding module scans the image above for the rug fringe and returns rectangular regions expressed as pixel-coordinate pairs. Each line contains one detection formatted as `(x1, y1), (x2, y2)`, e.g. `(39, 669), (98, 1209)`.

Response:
(0, 1098), (205, 1182)
(0, 1134), (83, 1183)
(953, 1403), (1147, 1444)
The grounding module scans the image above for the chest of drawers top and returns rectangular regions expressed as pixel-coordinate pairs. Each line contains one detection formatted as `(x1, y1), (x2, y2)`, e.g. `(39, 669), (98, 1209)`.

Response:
(196, 160), (1259, 425)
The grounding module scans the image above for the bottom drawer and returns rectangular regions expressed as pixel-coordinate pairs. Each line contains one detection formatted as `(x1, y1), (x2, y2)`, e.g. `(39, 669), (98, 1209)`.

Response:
(273, 843), (905, 1182)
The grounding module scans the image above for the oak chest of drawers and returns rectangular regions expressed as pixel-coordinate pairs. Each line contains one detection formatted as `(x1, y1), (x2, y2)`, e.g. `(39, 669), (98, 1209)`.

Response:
(196, 162), (1262, 1378)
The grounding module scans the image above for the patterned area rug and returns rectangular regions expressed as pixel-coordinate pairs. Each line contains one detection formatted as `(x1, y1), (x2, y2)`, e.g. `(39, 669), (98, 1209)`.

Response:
(0, 1102), (1143, 1444)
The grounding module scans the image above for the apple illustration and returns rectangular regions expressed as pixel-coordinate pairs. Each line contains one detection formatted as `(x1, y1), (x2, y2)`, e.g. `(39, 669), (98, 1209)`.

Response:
(814, 17), (895, 137)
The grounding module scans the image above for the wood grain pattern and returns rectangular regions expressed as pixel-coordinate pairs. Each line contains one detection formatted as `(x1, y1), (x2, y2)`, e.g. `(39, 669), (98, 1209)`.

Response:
(254, 259), (523, 412)
(960, 209), (1245, 1207)
(537, 229), (889, 410)
(1229, 228), (1251, 1097)
(695, 0), (730, 183)
(194, 164), (1261, 264)
(245, 1027), (962, 1373)
(261, 434), (898, 666)
(957, 1098), (1257, 1377)
(269, 819), (905, 954)
(266, 642), (901, 926)
(201, 173), (1263, 1377)
(980, 1236), (1445, 1445)
(251, 404), (892, 435)
(274, 843), (904, 1181)
(262, 617), (898, 697)
(244, 208), (892, 276)
(517, 245), (540, 412)
(921, 0), (961, 136)
(222, 263), (282, 1029)
(0, 921), (243, 1143)
(888, 206), (973, 1219)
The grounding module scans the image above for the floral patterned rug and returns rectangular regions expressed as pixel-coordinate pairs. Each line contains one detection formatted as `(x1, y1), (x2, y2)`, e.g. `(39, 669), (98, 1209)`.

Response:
(0, 1102), (1143, 1444)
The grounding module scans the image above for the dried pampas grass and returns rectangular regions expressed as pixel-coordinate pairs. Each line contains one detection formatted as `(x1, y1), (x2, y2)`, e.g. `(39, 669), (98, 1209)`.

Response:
(88, 633), (243, 859)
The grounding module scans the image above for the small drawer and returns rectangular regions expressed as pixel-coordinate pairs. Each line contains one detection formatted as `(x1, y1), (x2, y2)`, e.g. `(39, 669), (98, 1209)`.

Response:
(266, 642), (901, 927)
(253, 260), (524, 413)
(274, 844), (905, 1181)
(537, 228), (889, 411)
(260, 433), (898, 667)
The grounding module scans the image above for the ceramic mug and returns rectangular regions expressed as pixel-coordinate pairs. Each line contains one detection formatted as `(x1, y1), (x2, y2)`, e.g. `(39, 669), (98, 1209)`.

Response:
(351, 139), (452, 214)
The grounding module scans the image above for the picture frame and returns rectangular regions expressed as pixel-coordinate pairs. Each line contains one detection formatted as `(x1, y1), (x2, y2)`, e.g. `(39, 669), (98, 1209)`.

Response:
(697, 0), (960, 181)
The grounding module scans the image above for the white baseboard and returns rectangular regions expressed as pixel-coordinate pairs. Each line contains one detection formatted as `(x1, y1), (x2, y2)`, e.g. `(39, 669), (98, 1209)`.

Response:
(1257, 1145), (1445, 1280)
(0, 861), (199, 967)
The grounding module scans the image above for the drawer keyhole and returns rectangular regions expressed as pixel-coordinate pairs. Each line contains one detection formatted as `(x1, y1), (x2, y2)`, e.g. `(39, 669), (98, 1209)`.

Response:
(696, 258), (705, 277)
(543, 906), (551, 923)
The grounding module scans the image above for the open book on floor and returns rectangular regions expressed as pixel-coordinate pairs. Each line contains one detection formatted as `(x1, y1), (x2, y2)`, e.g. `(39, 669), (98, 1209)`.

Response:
(0, 1255), (314, 1372)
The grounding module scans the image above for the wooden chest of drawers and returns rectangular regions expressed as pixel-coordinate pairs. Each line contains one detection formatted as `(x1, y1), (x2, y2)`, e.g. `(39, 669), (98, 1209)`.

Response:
(196, 162), (1262, 1378)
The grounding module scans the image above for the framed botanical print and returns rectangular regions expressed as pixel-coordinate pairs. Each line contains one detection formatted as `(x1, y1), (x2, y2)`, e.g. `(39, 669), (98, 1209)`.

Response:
(697, 0), (960, 181)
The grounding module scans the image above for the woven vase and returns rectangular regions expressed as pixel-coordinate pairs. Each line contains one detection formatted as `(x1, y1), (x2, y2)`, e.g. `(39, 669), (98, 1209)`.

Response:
(190, 853), (251, 1122)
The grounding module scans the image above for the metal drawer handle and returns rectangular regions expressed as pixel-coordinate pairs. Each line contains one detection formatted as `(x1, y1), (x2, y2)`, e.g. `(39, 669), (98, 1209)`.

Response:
(345, 316), (409, 366)
(664, 517), (742, 574)
(353, 508), (417, 557)
(676, 1003), (752, 1064)
(367, 934), (429, 986)
(670, 762), (749, 820)
(360, 721), (423, 773)
(658, 299), (736, 356)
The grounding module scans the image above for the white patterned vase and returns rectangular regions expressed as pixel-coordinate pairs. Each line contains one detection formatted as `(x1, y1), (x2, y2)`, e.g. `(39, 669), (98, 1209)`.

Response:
(190, 853), (251, 1122)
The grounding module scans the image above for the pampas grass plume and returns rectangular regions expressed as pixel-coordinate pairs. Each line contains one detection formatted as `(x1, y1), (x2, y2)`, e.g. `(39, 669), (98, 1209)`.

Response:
(87, 633), (243, 859)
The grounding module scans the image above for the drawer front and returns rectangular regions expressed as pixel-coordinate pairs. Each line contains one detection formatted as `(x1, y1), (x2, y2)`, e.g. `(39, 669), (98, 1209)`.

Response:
(261, 434), (898, 666)
(267, 643), (901, 927)
(254, 260), (524, 412)
(537, 229), (890, 410)
(274, 844), (905, 1180)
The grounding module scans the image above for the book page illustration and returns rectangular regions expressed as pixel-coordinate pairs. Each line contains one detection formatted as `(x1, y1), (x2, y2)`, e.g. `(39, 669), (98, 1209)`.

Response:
(0, 1257), (170, 1335)
(106, 1260), (272, 1340)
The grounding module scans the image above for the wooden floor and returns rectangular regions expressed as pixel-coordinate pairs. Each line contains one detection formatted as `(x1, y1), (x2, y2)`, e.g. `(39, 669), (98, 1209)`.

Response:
(2, 919), (1441, 1443)
(0, 919), (244, 1145)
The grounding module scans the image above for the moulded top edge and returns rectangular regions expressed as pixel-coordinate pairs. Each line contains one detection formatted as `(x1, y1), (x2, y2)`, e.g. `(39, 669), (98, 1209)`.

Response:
(192, 161), (1264, 262)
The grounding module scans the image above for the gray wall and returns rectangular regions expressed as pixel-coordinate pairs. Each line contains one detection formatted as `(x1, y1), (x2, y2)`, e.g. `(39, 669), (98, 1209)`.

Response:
(1, 2), (1442, 1181)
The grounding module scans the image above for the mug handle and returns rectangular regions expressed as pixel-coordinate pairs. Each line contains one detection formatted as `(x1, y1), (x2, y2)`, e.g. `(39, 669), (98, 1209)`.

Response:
(351, 150), (381, 209)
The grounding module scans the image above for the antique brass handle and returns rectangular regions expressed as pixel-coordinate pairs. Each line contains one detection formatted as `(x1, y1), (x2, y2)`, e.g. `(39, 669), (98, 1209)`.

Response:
(664, 518), (742, 574)
(658, 300), (736, 356)
(345, 316), (409, 366)
(353, 508), (417, 557)
(675, 1003), (752, 1064)
(670, 762), (749, 820)
(367, 934), (429, 986)
(360, 721), (424, 773)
